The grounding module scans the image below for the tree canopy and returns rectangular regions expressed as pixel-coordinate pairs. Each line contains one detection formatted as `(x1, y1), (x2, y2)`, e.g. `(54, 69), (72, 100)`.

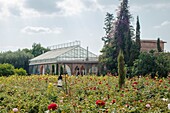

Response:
(0, 43), (50, 74)
(100, 0), (139, 73)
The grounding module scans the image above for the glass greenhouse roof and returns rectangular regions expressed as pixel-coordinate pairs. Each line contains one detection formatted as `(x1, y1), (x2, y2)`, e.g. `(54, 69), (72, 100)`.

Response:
(29, 45), (98, 65)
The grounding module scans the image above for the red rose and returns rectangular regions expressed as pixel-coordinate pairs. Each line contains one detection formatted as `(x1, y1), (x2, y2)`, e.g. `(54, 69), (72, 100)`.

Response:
(112, 99), (116, 104)
(93, 87), (96, 90)
(159, 79), (163, 83)
(133, 82), (138, 85)
(48, 103), (58, 110)
(96, 100), (105, 106)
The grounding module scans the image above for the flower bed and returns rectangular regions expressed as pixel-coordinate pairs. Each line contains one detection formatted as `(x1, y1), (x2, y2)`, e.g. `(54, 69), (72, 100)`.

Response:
(0, 75), (170, 112)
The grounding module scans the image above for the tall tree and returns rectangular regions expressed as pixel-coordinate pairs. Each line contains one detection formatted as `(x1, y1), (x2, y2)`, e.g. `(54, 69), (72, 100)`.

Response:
(100, 0), (136, 73)
(129, 16), (141, 66)
(157, 38), (162, 52)
(135, 16), (141, 51)
(100, 12), (117, 73)
(114, 0), (132, 65)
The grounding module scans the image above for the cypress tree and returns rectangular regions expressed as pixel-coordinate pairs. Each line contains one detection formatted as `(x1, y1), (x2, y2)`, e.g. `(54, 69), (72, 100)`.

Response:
(157, 38), (162, 52)
(129, 16), (141, 66)
(136, 16), (141, 51)
(118, 50), (126, 89)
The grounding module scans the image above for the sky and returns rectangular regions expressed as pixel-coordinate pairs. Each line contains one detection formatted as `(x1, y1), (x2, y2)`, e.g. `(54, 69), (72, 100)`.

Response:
(0, 0), (170, 55)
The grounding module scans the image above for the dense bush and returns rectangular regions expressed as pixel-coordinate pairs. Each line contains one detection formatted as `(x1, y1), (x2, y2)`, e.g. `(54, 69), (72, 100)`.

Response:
(0, 63), (15, 76)
(0, 64), (27, 76)
(14, 68), (27, 76)
(132, 52), (170, 78)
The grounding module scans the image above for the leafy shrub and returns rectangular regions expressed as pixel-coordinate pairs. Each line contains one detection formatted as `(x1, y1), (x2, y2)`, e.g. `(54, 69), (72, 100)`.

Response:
(14, 68), (27, 76)
(0, 63), (15, 76)
(132, 52), (170, 78)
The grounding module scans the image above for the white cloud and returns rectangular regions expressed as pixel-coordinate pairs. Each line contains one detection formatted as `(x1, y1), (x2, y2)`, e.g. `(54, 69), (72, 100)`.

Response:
(0, 0), (19, 18)
(131, 3), (170, 13)
(56, 0), (86, 16)
(20, 8), (41, 18)
(83, 0), (104, 12)
(55, 0), (115, 16)
(0, 0), (170, 19)
(154, 21), (170, 29)
(0, 0), (116, 18)
(0, 0), (41, 19)
(21, 26), (63, 34)
(161, 21), (170, 26)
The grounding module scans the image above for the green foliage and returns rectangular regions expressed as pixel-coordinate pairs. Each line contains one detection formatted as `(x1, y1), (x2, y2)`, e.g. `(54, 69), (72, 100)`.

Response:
(132, 52), (170, 78)
(156, 53), (170, 77)
(31, 43), (50, 57)
(130, 15), (141, 66)
(100, 43), (117, 73)
(132, 52), (156, 77)
(102, 12), (114, 45)
(0, 63), (15, 76)
(129, 41), (139, 66)
(100, 0), (139, 73)
(0, 43), (49, 74)
(117, 50), (126, 88)
(0, 50), (33, 73)
(14, 68), (27, 76)
(114, 0), (134, 66)
(100, 12), (118, 73)
(124, 31), (132, 65)
(0, 64), (28, 76)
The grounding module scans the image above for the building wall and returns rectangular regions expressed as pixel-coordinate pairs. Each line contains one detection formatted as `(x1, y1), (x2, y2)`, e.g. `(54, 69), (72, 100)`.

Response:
(141, 40), (166, 52)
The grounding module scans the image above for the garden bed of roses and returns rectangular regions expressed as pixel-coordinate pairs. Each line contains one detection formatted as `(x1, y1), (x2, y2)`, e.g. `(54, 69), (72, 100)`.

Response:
(0, 75), (170, 112)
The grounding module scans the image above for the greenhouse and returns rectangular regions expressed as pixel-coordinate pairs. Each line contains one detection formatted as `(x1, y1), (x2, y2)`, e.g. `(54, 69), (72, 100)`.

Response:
(29, 41), (99, 75)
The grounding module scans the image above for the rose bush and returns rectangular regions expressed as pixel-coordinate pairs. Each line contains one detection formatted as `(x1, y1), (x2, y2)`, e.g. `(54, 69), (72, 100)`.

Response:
(0, 75), (169, 112)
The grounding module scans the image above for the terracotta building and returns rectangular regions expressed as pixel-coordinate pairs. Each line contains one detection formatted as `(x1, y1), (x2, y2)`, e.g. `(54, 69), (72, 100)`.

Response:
(140, 40), (166, 52)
